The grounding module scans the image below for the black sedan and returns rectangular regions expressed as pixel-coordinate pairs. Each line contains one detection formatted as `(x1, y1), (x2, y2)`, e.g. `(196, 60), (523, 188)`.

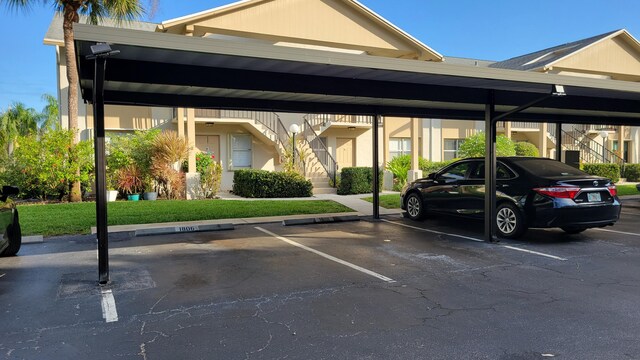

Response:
(1, 186), (21, 256)
(400, 157), (621, 239)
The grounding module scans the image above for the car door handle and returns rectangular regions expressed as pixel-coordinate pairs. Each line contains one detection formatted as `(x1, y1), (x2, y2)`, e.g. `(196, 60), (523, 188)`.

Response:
(499, 184), (509, 188)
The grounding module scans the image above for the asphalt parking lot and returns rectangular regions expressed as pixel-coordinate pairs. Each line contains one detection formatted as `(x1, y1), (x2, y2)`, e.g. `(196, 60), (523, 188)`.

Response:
(2, 206), (640, 359)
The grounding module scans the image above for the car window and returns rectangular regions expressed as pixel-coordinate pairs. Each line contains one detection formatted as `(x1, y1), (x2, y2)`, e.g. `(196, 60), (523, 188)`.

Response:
(514, 158), (586, 177)
(439, 162), (471, 180)
(469, 162), (516, 180)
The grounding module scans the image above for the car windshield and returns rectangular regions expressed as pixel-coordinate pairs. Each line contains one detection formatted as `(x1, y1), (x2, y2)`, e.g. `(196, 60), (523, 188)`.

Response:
(513, 159), (586, 177)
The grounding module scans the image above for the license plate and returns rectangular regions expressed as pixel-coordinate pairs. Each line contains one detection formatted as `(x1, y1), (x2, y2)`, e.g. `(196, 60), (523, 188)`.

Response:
(587, 192), (602, 202)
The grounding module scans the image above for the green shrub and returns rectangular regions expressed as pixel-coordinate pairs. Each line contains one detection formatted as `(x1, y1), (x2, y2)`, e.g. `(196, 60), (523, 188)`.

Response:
(2, 129), (93, 200)
(386, 155), (411, 191)
(458, 132), (516, 158)
(581, 163), (620, 183)
(419, 159), (456, 176)
(623, 164), (640, 182)
(232, 170), (312, 198)
(514, 142), (539, 157)
(197, 153), (223, 198)
(337, 167), (382, 195)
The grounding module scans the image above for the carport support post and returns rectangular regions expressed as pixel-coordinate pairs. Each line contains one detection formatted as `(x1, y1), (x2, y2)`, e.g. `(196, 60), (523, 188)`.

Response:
(93, 55), (109, 284)
(372, 114), (381, 219)
(556, 122), (562, 161)
(484, 92), (498, 242)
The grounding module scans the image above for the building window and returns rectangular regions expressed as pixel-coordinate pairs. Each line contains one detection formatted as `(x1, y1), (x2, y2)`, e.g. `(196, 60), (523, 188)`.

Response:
(230, 134), (252, 169)
(389, 138), (411, 158)
(443, 139), (463, 161)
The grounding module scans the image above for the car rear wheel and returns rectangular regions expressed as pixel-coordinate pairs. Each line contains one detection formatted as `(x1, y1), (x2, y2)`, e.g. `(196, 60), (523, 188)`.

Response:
(561, 226), (587, 234)
(1, 211), (21, 257)
(404, 193), (426, 220)
(496, 202), (526, 239)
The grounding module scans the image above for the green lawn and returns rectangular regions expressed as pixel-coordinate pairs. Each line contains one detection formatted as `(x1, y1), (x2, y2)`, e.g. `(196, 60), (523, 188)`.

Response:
(362, 194), (401, 209)
(363, 184), (640, 210)
(617, 184), (640, 196)
(18, 199), (353, 236)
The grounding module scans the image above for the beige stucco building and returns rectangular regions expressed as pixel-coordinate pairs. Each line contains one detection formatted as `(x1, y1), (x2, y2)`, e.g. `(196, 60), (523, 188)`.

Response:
(44, 0), (640, 196)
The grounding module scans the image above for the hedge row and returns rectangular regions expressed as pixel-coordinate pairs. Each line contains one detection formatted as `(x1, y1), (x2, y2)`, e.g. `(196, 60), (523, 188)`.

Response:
(232, 170), (312, 198)
(338, 167), (383, 195)
(623, 164), (640, 182)
(581, 163), (620, 183)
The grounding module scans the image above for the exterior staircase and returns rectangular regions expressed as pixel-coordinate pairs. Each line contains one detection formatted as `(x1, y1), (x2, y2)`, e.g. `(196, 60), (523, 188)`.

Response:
(194, 109), (338, 193)
(547, 124), (626, 172)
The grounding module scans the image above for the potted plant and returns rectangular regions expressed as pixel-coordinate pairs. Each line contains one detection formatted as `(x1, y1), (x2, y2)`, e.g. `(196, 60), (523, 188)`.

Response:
(142, 175), (157, 201)
(106, 170), (119, 202)
(117, 165), (143, 201)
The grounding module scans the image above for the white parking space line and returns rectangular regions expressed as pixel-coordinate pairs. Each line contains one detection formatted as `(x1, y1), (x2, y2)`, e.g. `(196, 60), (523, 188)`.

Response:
(594, 228), (640, 237)
(382, 220), (567, 261)
(100, 289), (119, 323)
(380, 219), (484, 242)
(255, 227), (396, 283)
(501, 246), (567, 261)
(620, 211), (640, 216)
(0, 273), (5, 278)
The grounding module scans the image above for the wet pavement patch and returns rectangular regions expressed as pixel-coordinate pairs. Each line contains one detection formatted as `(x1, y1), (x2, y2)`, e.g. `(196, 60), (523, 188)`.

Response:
(57, 269), (155, 299)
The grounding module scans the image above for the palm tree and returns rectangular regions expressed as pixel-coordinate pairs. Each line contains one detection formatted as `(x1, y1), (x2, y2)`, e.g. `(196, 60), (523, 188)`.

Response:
(0, 102), (39, 155)
(39, 93), (60, 134)
(1, 0), (155, 201)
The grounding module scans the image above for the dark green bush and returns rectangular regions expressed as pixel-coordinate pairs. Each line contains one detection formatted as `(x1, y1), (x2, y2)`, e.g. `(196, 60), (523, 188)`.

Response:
(581, 163), (620, 183)
(623, 164), (640, 182)
(338, 167), (382, 195)
(514, 142), (539, 157)
(419, 159), (455, 176)
(232, 170), (312, 198)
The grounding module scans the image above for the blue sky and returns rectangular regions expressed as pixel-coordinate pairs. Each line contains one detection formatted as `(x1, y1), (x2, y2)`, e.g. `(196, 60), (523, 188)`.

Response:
(1, 0), (639, 111)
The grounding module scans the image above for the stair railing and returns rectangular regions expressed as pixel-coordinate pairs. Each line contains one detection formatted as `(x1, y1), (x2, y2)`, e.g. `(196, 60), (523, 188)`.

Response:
(301, 118), (338, 187)
(561, 129), (626, 173)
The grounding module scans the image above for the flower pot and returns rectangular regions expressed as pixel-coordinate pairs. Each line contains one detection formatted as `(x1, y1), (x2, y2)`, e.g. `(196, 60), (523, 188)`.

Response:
(106, 190), (118, 202)
(127, 194), (140, 201)
(143, 192), (157, 201)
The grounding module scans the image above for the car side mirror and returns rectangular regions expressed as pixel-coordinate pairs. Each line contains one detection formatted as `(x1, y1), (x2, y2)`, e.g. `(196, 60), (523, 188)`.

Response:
(427, 173), (436, 180)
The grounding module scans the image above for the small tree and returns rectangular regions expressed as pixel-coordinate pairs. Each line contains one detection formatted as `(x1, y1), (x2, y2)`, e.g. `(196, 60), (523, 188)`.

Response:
(282, 137), (308, 175)
(514, 142), (539, 157)
(458, 132), (516, 158)
(196, 152), (222, 198)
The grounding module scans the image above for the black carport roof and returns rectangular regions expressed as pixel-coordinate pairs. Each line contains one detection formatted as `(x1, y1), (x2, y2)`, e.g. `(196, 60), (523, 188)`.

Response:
(73, 23), (640, 125)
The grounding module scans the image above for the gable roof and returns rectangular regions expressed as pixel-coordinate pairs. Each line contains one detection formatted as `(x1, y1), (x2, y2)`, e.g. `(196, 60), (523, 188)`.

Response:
(158, 0), (443, 61)
(489, 29), (623, 71)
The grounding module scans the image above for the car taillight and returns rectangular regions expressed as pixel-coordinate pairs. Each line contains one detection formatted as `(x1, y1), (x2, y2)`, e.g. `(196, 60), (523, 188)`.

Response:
(534, 186), (580, 199)
(607, 185), (617, 197)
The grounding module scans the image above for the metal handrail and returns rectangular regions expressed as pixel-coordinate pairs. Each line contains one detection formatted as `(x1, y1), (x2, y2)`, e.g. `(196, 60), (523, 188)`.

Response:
(301, 118), (338, 186)
(562, 129), (626, 171)
(194, 109), (279, 134)
(304, 113), (372, 128)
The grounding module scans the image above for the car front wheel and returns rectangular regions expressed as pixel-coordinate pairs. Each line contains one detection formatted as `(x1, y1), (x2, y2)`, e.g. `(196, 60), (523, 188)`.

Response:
(496, 202), (526, 239)
(404, 193), (426, 220)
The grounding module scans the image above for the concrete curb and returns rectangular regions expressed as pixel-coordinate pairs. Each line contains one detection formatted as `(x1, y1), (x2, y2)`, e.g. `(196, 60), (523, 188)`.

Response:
(22, 235), (43, 244)
(135, 223), (234, 237)
(282, 215), (360, 226)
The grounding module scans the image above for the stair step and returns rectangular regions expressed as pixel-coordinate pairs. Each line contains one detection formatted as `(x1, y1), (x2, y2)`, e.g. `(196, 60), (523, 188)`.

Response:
(312, 187), (337, 195)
